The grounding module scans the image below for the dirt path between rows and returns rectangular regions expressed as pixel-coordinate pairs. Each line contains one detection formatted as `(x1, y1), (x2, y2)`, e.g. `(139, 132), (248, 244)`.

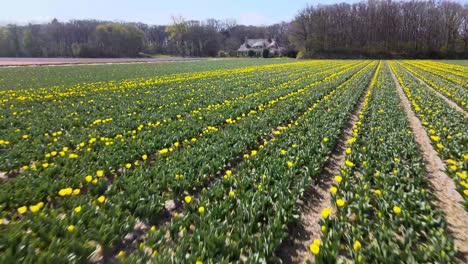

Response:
(398, 64), (468, 118)
(389, 63), (468, 263)
(276, 66), (377, 263)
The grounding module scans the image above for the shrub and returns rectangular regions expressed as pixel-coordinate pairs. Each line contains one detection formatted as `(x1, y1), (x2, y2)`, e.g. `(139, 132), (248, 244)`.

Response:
(218, 50), (227, 57)
(285, 49), (298, 58)
(296, 50), (305, 59)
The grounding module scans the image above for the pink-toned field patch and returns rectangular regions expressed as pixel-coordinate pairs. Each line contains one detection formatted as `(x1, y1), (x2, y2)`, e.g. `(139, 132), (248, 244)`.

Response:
(0, 57), (204, 66)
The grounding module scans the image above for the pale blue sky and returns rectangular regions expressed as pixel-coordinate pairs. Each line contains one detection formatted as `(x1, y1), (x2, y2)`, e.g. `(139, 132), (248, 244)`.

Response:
(1, 0), (467, 26)
(0, 0), (362, 26)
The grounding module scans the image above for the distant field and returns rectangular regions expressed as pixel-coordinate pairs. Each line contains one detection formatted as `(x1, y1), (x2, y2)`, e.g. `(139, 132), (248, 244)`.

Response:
(0, 59), (466, 263)
(440, 60), (468, 66)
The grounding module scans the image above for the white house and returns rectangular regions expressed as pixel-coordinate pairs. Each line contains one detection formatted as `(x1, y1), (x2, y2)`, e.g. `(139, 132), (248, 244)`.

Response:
(237, 38), (284, 57)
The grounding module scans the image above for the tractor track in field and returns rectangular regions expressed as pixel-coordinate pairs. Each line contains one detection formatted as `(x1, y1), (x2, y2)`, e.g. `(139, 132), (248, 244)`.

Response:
(389, 63), (468, 263)
(398, 63), (468, 118)
(100, 62), (375, 263)
(276, 63), (378, 264)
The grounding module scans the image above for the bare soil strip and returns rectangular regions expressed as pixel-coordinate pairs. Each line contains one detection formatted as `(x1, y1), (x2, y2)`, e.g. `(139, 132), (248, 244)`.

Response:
(398, 63), (468, 117)
(389, 63), (468, 263)
(0, 57), (207, 67)
(276, 67), (376, 264)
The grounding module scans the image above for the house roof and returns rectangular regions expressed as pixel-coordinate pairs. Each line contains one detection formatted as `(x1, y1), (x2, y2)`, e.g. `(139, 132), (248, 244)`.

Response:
(238, 44), (250, 51)
(246, 39), (269, 47)
(237, 38), (282, 52)
(267, 40), (279, 49)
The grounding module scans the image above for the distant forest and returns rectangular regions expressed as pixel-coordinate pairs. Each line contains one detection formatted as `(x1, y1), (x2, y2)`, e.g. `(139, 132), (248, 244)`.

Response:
(0, 0), (467, 59)
(0, 18), (291, 58)
(291, 0), (468, 58)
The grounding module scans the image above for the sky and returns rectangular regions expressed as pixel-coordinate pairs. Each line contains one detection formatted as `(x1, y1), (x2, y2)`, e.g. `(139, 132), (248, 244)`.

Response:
(0, 0), (364, 26)
(1, 0), (467, 26)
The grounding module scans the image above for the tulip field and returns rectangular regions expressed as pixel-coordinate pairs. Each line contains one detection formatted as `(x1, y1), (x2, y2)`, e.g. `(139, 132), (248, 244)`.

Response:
(0, 59), (467, 263)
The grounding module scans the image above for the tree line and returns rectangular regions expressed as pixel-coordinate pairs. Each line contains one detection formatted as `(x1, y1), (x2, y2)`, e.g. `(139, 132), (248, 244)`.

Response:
(290, 0), (468, 58)
(0, 0), (467, 59)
